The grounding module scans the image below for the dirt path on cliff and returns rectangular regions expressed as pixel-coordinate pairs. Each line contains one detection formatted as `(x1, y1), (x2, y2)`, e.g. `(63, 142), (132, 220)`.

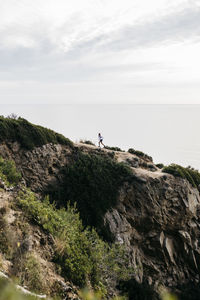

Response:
(75, 142), (166, 179)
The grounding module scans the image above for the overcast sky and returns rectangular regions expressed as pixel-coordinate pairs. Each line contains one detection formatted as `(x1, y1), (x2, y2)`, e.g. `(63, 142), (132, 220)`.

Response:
(0, 0), (200, 104)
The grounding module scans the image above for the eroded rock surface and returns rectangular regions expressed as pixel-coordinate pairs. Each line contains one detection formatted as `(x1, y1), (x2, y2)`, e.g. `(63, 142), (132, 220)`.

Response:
(104, 169), (200, 296)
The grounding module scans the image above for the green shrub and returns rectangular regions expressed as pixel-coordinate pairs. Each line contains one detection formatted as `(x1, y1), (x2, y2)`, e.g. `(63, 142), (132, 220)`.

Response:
(48, 152), (133, 231)
(156, 163), (164, 169)
(17, 190), (131, 291)
(80, 140), (95, 146)
(0, 116), (73, 150)
(104, 146), (124, 152)
(7, 113), (18, 119)
(128, 148), (152, 161)
(162, 164), (200, 188)
(0, 156), (21, 185)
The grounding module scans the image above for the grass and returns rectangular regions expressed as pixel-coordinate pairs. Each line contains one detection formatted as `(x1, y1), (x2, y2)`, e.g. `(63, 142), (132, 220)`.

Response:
(162, 164), (200, 188)
(19, 253), (47, 293)
(0, 278), (38, 300)
(0, 116), (73, 150)
(17, 190), (132, 293)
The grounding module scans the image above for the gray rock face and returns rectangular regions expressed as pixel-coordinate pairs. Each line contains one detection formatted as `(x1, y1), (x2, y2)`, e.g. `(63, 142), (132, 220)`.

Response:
(104, 170), (200, 295)
(0, 142), (72, 192)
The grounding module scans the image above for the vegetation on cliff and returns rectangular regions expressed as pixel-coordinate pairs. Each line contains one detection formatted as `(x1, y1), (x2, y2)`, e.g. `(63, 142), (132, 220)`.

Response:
(128, 148), (152, 161)
(104, 146), (124, 152)
(0, 156), (21, 186)
(0, 278), (38, 300)
(0, 278), (128, 300)
(0, 116), (73, 150)
(162, 164), (200, 188)
(0, 156), (131, 297)
(79, 139), (96, 146)
(155, 163), (164, 169)
(48, 151), (133, 234)
(17, 189), (131, 295)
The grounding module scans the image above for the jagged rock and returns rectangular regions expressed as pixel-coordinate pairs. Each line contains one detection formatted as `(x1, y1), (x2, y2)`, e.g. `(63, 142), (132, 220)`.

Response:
(103, 169), (200, 296)
(21, 236), (33, 253)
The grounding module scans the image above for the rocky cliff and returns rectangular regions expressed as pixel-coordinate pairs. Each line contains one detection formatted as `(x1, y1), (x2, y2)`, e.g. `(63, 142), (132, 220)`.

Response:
(104, 166), (200, 299)
(0, 139), (200, 299)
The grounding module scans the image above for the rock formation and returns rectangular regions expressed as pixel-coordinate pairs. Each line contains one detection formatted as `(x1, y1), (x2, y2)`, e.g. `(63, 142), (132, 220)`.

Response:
(0, 140), (200, 299)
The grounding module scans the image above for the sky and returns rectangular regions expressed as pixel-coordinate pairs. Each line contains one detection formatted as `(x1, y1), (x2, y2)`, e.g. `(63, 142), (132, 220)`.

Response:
(0, 1), (200, 169)
(0, 0), (200, 104)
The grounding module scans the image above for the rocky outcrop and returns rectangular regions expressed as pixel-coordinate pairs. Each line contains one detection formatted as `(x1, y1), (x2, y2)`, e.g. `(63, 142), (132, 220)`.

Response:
(0, 141), (158, 193)
(104, 168), (200, 297)
(1, 141), (200, 298)
(0, 142), (72, 192)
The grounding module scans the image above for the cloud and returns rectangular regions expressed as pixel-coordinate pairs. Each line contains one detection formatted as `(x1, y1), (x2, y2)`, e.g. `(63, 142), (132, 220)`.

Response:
(1, 0), (199, 55)
(61, 2), (200, 56)
(103, 3), (200, 51)
(0, 0), (200, 104)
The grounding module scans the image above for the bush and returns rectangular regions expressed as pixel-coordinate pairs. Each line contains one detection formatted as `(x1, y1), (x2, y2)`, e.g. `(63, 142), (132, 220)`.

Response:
(48, 152), (133, 231)
(0, 156), (21, 186)
(156, 163), (164, 169)
(17, 190), (131, 291)
(7, 113), (18, 120)
(80, 140), (95, 146)
(0, 116), (73, 150)
(104, 146), (124, 152)
(162, 164), (200, 188)
(128, 148), (152, 161)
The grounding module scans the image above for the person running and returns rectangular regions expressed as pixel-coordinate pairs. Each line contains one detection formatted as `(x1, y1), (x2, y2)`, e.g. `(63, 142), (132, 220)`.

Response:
(98, 133), (105, 148)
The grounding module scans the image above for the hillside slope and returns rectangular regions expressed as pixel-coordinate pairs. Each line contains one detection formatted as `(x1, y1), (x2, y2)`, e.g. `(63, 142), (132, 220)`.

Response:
(0, 187), (80, 299)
